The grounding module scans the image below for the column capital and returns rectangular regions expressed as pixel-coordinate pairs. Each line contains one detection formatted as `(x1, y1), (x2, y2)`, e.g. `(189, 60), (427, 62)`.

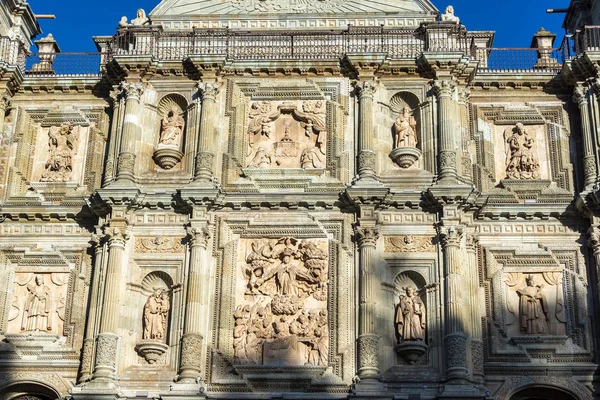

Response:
(354, 225), (380, 248)
(120, 81), (144, 101)
(432, 79), (456, 98)
(355, 80), (378, 100)
(187, 226), (211, 248)
(439, 226), (463, 248)
(457, 87), (471, 103)
(105, 227), (131, 247)
(573, 84), (588, 106)
(197, 82), (220, 101)
(591, 78), (600, 95)
(465, 233), (479, 251)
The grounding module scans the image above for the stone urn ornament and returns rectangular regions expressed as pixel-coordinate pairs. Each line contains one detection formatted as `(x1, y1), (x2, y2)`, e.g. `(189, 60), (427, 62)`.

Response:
(389, 107), (422, 169)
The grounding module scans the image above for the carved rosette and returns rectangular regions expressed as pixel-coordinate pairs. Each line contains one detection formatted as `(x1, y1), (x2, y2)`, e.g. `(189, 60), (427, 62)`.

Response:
(355, 226), (380, 248)
(95, 333), (119, 370)
(180, 333), (203, 372)
(197, 82), (220, 102)
(357, 334), (380, 377)
(439, 150), (456, 170)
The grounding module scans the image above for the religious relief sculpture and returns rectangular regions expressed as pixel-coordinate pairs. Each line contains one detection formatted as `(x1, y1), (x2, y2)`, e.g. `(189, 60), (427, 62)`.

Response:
(394, 287), (428, 364)
(154, 105), (186, 170)
(246, 100), (327, 169)
(40, 122), (80, 182)
(516, 275), (550, 335)
(6, 273), (70, 335)
(234, 238), (329, 367)
(389, 107), (422, 169)
(504, 123), (541, 180)
(136, 288), (171, 364)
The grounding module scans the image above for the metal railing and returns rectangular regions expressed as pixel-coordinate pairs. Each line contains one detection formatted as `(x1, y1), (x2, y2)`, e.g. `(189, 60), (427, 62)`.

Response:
(573, 25), (600, 53)
(25, 53), (102, 77)
(477, 48), (565, 73)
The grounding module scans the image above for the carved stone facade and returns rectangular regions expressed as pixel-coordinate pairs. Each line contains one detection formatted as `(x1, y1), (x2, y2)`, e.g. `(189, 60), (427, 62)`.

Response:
(0, 0), (599, 399)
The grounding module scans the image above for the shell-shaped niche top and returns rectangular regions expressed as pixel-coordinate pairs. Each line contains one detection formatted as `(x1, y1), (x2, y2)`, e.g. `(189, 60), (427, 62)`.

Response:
(141, 270), (173, 293)
(154, 93), (188, 170)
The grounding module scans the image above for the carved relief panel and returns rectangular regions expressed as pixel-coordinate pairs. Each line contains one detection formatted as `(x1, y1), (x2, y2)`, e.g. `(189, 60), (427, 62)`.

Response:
(234, 238), (328, 366)
(6, 272), (70, 335)
(246, 100), (327, 169)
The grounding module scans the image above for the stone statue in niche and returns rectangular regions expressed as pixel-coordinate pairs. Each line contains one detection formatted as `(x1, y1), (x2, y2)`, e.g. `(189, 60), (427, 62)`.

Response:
(504, 123), (541, 180)
(143, 288), (170, 341)
(246, 100), (327, 169)
(393, 107), (418, 149)
(159, 107), (185, 147)
(235, 238), (329, 366)
(395, 287), (426, 343)
(21, 275), (53, 332)
(41, 122), (79, 182)
(516, 275), (550, 335)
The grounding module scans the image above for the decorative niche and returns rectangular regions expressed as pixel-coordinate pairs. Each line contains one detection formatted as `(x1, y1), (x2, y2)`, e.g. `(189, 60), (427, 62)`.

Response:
(388, 91), (422, 170)
(153, 93), (188, 170)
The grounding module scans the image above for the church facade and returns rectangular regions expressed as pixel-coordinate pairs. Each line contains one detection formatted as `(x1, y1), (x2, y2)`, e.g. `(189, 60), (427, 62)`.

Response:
(0, 0), (600, 399)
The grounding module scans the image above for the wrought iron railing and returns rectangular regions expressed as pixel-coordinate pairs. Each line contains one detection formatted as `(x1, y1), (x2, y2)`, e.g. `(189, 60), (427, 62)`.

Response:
(477, 48), (565, 73)
(573, 25), (600, 53)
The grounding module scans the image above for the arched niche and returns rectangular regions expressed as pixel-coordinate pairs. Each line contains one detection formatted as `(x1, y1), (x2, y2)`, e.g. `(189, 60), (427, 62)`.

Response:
(1, 382), (60, 400)
(154, 93), (189, 170)
(510, 386), (578, 400)
(388, 91), (423, 169)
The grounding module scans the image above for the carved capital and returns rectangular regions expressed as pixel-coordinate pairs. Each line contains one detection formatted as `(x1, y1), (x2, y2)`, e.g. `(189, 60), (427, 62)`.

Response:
(439, 226), (462, 249)
(106, 227), (131, 247)
(573, 84), (588, 106)
(355, 226), (380, 248)
(355, 80), (377, 100)
(187, 226), (211, 248)
(120, 82), (144, 101)
(458, 88), (471, 103)
(197, 82), (220, 101)
(465, 233), (479, 251)
(432, 79), (455, 99)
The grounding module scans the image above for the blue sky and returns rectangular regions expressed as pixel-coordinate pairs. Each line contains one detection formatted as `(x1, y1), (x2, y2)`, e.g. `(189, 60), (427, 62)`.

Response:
(28, 0), (567, 52)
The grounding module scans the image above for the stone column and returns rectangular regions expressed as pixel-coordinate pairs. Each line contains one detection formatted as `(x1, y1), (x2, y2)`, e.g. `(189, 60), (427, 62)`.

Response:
(79, 233), (105, 383)
(177, 226), (211, 382)
(194, 82), (220, 182)
(458, 88), (472, 182)
(575, 84), (597, 188)
(103, 88), (124, 187)
(440, 226), (469, 384)
(433, 80), (458, 183)
(0, 95), (9, 137)
(465, 234), (483, 384)
(356, 81), (377, 181)
(355, 225), (381, 381)
(115, 82), (144, 184)
(92, 227), (130, 382)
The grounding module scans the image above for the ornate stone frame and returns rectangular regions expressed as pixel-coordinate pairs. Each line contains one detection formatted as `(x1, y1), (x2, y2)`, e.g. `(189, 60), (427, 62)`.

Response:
(207, 212), (354, 391)
(221, 78), (351, 191)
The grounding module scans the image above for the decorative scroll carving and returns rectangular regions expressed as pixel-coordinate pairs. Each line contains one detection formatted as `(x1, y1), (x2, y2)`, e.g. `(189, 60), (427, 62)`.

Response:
(134, 237), (185, 253)
(246, 100), (327, 169)
(384, 236), (434, 253)
(504, 123), (540, 180)
(143, 288), (170, 341)
(234, 238), (328, 366)
(40, 122), (80, 182)
(7, 273), (70, 335)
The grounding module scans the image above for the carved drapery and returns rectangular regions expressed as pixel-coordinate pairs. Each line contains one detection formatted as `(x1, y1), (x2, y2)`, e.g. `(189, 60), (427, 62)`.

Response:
(116, 82), (144, 183)
(195, 82), (220, 181)
(355, 225), (381, 380)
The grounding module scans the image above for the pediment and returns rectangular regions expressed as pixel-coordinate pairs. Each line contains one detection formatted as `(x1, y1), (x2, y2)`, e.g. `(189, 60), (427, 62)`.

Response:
(150, 0), (438, 17)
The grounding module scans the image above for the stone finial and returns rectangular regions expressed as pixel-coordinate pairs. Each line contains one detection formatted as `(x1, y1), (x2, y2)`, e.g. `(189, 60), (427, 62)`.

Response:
(531, 28), (559, 69)
(31, 34), (60, 74)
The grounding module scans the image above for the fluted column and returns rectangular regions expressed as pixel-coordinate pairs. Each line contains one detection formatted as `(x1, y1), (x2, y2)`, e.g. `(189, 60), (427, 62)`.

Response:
(466, 234), (483, 384)
(574, 84), (596, 188)
(103, 88), (124, 187)
(115, 82), (144, 183)
(356, 81), (377, 181)
(458, 88), (472, 182)
(355, 225), (381, 381)
(433, 80), (458, 183)
(194, 82), (220, 182)
(79, 233), (105, 383)
(440, 226), (469, 383)
(92, 227), (130, 382)
(178, 226), (211, 382)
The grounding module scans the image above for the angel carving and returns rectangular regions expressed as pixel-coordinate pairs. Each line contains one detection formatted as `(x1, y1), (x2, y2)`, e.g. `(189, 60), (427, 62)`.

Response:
(41, 122), (80, 182)
(247, 101), (280, 138)
(295, 101), (327, 169)
(504, 123), (540, 180)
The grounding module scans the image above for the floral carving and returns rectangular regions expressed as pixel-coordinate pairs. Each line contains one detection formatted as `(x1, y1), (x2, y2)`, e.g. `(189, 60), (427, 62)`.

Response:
(96, 334), (118, 368)
(195, 151), (214, 170)
(180, 333), (203, 370)
(355, 226), (380, 247)
(504, 123), (541, 180)
(358, 150), (376, 172)
(40, 122), (80, 182)
(384, 236), (434, 253)
(357, 334), (379, 370)
(439, 150), (456, 169)
(134, 237), (185, 253)
(117, 152), (136, 172)
(445, 334), (467, 369)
